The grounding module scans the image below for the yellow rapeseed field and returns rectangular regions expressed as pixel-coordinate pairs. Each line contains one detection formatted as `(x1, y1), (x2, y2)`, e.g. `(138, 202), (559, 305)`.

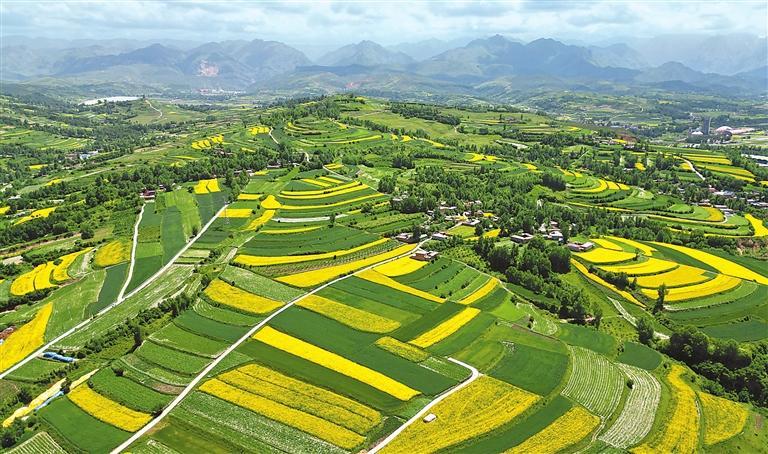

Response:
(94, 239), (131, 268)
(600, 257), (677, 276)
(244, 210), (275, 231)
(249, 125), (270, 134)
(325, 163), (343, 170)
(14, 207), (56, 225)
(0, 303), (53, 373)
(219, 365), (380, 435)
(301, 178), (331, 188)
(235, 238), (389, 267)
(593, 238), (625, 251)
(204, 279), (283, 314)
(642, 274), (740, 302)
(236, 363), (380, 426)
(261, 195), (282, 209)
(206, 179), (220, 192)
(237, 193), (262, 201)
(459, 277), (499, 305)
(278, 183), (367, 200)
(220, 208), (253, 218)
(745, 214), (768, 237)
(278, 193), (383, 211)
(572, 260), (643, 306)
(253, 326), (419, 400)
(297, 294), (400, 333)
(281, 181), (360, 197)
(704, 207), (725, 222)
(68, 385), (152, 432)
(410, 307), (481, 348)
(52, 248), (92, 282)
(3, 378), (65, 428)
(633, 365), (699, 454)
(318, 176), (344, 184)
(505, 406), (599, 454)
(652, 242), (768, 285)
(45, 178), (62, 186)
(11, 261), (58, 296)
(32, 262), (56, 291)
(373, 256), (427, 277)
(381, 376), (539, 454)
(201, 379), (364, 449)
(276, 244), (415, 287)
(698, 392), (748, 446)
(576, 248), (636, 264)
(634, 265), (709, 288)
(193, 179), (208, 194)
(10, 264), (43, 296)
(0, 206), (9, 215)
(357, 269), (445, 303)
(375, 336), (429, 362)
(575, 178), (608, 193)
(635, 162), (646, 171)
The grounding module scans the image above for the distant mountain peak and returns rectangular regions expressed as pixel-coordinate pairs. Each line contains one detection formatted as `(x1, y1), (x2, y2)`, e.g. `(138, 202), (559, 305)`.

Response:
(318, 41), (414, 67)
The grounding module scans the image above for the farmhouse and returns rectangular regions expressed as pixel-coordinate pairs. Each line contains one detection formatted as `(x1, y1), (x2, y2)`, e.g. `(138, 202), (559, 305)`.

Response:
(567, 241), (595, 252)
(511, 233), (534, 244)
(412, 250), (439, 261)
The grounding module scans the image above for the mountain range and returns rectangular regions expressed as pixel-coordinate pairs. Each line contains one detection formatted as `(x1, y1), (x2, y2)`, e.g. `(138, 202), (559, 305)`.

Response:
(1, 34), (765, 99)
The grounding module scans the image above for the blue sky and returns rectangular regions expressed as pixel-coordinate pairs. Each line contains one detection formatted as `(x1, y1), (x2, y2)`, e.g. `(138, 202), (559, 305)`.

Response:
(1, 0), (766, 49)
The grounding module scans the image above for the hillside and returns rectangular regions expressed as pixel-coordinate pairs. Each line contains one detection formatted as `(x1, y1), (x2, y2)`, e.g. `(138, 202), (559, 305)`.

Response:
(0, 93), (766, 453)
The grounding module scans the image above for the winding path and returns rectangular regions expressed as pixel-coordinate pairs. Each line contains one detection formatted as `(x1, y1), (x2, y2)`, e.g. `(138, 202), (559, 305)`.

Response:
(112, 240), (426, 453)
(367, 358), (480, 454)
(683, 158), (705, 181)
(0, 203), (228, 380)
(116, 204), (144, 302)
(268, 127), (279, 145)
(145, 99), (163, 120)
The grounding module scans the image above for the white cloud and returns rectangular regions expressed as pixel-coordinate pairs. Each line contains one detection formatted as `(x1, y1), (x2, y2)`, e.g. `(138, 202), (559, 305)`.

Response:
(1, 0), (765, 50)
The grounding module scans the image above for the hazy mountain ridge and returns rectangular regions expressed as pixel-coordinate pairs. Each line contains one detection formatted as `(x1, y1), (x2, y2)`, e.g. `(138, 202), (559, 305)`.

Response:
(1, 34), (765, 96)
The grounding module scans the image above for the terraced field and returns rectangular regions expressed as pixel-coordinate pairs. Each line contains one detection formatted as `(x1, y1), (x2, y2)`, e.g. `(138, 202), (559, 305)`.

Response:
(1, 95), (764, 454)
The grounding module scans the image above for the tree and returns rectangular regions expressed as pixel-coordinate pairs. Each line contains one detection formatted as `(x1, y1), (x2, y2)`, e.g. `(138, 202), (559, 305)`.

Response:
(594, 306), (603, 329)
(637, 317), (655, 345)
(17, 387), (32, 404)
(132, 323), (143, 350)
(654, 284), (667, 313)
(329, 213), (336, 227)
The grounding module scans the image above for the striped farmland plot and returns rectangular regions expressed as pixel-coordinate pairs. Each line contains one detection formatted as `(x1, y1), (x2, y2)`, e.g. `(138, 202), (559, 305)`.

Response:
(561, 346), (624, 418)
(599, 363), (661, 448)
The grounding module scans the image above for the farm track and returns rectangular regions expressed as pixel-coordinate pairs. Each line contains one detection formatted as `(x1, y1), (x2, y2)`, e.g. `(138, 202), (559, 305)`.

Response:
(0, 203), (228, 380)
(367, 358), (480, 454)
(608, 297), (669, 340)
(117, 203), (145, 302)
(683, 159), (706, 181)
(145, 99), (163, 120)
(268, 128), (279, 144)
(111, 240), (427, 453)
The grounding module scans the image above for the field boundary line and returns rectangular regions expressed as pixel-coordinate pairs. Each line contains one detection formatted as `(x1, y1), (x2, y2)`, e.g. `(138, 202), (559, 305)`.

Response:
(368, 358), (480, 454)
(0, 203), (228, 380)
(112, 240), (424, 453)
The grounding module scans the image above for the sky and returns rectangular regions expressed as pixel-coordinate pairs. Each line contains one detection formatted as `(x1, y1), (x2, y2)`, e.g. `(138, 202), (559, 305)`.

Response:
(1, 0), (766, 55)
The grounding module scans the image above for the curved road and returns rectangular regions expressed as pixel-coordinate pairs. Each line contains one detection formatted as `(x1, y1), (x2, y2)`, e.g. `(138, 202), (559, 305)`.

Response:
(145, 99), (163, 120)
(683, 158), (705, 181)
(367, 358), (480, 454)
